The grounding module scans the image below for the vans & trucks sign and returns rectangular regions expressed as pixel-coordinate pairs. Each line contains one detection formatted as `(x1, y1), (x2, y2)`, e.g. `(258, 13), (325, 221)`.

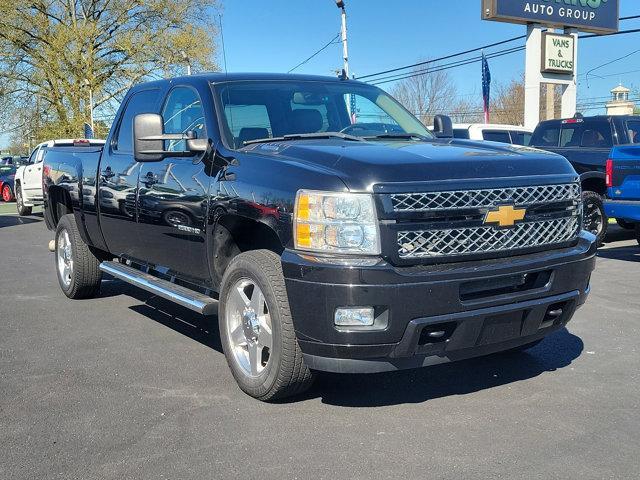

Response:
(482, 0), (620, 34)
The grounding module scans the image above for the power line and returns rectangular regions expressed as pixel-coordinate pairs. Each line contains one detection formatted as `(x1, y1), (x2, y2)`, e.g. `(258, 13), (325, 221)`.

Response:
(288, 33), (341, 73)
(358, 35), (526, 81)
(359, 16), (640, 82)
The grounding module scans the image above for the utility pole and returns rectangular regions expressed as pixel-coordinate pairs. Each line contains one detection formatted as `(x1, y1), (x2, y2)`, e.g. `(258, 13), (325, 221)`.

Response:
(336, 1), (349, 77)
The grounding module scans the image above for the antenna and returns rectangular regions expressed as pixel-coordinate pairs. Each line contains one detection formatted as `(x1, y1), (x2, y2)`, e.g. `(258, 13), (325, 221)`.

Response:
(218, 14), (229, 75)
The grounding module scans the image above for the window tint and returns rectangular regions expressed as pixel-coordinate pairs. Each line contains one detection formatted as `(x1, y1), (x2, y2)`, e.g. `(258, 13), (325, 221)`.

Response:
(559, 124), (583, 147)
(115, 89), (160, 152)
(531, 125), (560, 147)
(453, 128), (470, 139)
(482, 130), (512, 144)
(511, 131), (531, 146)
(626, 120), (640, 144)
(579, 122), (612, 148)
(162, 87), (206, 152)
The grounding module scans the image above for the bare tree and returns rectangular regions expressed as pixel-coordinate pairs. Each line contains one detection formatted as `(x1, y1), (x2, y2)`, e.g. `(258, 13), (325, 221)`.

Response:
(391, 62), (458, 126)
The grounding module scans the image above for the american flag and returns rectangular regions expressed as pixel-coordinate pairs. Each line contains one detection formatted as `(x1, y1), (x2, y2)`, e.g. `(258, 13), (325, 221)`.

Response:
(83, 123), (94, 139)
(482, 52), (491, 124)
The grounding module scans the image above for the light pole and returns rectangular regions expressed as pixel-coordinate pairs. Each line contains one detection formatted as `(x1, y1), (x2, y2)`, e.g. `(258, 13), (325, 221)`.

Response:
(336, 0), (349, 77)
(83, 78), (94, 133)
(180, 51), (192, 76)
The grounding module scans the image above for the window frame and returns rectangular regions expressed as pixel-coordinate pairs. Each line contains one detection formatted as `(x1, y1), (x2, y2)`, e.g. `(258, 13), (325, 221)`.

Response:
(160, 85), (207, 152)
(111, 87), (161, 155)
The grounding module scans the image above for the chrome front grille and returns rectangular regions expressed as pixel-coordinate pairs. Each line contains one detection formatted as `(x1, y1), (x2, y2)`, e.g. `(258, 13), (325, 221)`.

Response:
(391, 183), (581, 212)
(398, 216), (580, 259)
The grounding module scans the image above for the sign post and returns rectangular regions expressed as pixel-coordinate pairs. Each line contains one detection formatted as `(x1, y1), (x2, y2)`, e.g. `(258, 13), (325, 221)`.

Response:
(482, 0), (619, 128)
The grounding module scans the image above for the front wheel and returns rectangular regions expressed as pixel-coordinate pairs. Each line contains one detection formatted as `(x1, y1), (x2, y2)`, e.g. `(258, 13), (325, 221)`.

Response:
(55, 214), (102, 299)
(15, 185), (32, 216)
(582, 191), (607, 246)
(219, 250), (314, 401)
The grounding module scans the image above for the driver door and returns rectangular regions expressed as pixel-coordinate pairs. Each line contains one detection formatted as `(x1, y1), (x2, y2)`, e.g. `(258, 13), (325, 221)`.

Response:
(136, 86), (212, 282)
(23, 145), (45, 201)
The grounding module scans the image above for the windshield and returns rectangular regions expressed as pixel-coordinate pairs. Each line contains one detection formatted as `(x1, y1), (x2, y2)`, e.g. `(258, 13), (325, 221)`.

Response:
(212, 80), (432, 149)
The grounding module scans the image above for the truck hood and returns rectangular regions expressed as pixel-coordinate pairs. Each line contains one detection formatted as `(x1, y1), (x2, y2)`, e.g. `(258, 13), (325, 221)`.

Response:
(245, 139), (576, 191)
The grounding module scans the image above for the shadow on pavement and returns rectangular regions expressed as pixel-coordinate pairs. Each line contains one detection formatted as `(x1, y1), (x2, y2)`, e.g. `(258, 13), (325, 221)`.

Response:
(0, 213), (43, 228)
(598, 245), (640, 262)
(99, 278), (223, 353)
(300, 328), (583, 407)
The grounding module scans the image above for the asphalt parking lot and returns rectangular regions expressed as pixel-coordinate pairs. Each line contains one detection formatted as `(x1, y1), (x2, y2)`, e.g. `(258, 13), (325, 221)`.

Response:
(1, 210), (639, 480)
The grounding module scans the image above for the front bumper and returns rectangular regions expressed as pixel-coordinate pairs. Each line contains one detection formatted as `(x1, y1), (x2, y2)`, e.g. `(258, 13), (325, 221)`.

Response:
(604, 200), (640, 222)
(282, 231), (597, 373)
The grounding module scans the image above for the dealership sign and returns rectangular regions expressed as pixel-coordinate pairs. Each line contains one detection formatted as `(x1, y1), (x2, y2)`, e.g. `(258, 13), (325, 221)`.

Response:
(541, 32), (575, 74)
(482, 0), (620, 34)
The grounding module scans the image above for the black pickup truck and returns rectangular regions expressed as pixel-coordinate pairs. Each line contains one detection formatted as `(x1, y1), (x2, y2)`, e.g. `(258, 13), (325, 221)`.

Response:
(43, 73), (596, 401)
(530, 115), (640, 243)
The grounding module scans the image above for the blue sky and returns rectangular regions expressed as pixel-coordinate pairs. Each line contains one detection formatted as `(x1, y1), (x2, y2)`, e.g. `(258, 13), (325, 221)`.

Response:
(221, 0), (639, 106)
(2, 0), (639, 151)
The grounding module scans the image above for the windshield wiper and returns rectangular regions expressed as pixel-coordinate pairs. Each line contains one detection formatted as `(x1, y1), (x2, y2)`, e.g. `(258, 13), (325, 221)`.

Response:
(243, 132), (365, 146)
(363, 133), (431, 141)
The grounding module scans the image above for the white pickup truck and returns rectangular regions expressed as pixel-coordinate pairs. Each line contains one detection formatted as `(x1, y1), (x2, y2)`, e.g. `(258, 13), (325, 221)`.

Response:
(15, 139), (105, 215)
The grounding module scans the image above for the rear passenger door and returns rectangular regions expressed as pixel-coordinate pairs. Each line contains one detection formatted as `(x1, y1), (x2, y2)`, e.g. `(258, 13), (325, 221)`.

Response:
(98, 88), (161, 258)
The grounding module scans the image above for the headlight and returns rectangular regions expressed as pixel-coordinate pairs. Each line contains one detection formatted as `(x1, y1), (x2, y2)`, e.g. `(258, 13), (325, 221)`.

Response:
(294, 190), (380, 255)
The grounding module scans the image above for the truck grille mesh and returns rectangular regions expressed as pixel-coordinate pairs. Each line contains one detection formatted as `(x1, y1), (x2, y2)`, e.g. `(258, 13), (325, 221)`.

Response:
(391, 183), (580, 212)
(398, 216), (580, 259)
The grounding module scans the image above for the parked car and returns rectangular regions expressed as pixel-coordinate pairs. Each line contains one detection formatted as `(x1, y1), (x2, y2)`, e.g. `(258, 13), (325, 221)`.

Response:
(0, 156), (29, 166)
(0, 157), (30, 202)
(530, 115), (640, 244)
(605, 145), (640, 245)
(451, 124), (532, 145)
(42, 73), (596, 401)
(15, 139), (105, 215)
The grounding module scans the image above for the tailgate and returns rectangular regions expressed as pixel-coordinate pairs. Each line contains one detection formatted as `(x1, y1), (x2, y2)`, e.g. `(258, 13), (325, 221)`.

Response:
(608, 146), (640, 200)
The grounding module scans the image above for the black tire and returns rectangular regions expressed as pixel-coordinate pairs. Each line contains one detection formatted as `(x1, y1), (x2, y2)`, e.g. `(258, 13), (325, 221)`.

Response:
(15, 184), (32, 216)
(616, 219), (636, 230)
(219, 250), (314, 401)
(55, 214), (102, 299)
(582, 190), (608, 246)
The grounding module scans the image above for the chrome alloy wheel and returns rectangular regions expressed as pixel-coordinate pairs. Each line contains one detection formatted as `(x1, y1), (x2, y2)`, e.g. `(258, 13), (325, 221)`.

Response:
(583, 199), (604, 237)
(225, 278), (273, 377)
(56, 229), (73, 288)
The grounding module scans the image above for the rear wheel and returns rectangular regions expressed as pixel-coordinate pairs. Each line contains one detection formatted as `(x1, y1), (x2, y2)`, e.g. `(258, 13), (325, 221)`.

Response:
(55, 214), (102, 299)
(582, 190), (607, 246)
(1, 184), (13, 202)
(15, 185), (32, 216)
(219, 250), (314, 401)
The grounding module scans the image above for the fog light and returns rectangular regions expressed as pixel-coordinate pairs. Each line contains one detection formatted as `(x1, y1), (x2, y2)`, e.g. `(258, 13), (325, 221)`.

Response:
(334, 307), (375, 327)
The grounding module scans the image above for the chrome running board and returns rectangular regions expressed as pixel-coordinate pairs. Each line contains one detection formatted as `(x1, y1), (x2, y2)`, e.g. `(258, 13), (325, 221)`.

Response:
(99, 261), (217, 315)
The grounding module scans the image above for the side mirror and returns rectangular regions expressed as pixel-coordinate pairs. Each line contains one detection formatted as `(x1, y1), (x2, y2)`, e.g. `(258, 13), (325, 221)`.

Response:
(433, 115), (453, 139)
(133, 113), (207, 162)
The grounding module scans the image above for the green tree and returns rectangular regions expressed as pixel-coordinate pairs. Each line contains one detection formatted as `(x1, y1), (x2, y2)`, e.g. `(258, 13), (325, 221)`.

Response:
(0, 0), (219, 143)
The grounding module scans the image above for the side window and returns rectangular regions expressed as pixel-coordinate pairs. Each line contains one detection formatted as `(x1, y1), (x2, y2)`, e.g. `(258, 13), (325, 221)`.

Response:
(626, 120), (640, 144)
(115, 89), (160, 153)
(531, 125), (560, 147)
(162, 87), (206, 152)
(510, 131), (531, 146)
(453, 129), (470, 139)
(482, 130), (512, 144)
(28, 147), (40, 164)
(579, 122), (612, 148)
(347, 94), (400, 128)
(559, 125), (584, 148)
